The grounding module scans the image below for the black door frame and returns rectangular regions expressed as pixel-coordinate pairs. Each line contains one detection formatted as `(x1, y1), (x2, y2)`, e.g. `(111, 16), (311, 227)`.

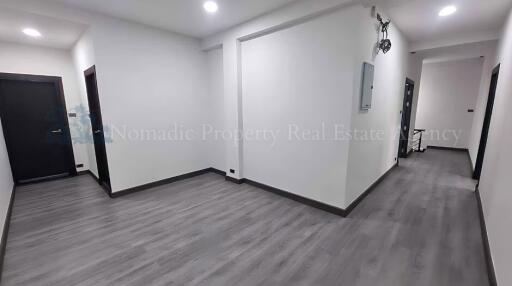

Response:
(0, 72), (77, 184)
(84, 66), (112, 195)
(399, 78), (415, 158)
(473, 64), (500, 180)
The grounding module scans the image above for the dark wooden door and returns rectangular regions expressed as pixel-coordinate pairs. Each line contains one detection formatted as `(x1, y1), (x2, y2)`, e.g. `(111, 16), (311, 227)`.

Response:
(474, 65), (500, 180)
(0, 73), (76, 184)
(84, 66), (111, 191)
(399, 78), (415, 158)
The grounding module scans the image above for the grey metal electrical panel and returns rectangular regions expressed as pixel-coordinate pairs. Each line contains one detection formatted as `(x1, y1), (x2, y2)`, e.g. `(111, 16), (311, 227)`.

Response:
(361, 62), (374, 110)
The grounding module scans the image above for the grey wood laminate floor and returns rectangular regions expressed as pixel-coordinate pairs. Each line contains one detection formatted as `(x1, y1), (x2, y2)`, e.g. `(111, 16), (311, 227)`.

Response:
(2, 149), (489, 286)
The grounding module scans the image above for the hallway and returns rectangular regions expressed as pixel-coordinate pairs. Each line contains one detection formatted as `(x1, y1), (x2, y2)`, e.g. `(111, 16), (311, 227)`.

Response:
(2, 149), (488, 286)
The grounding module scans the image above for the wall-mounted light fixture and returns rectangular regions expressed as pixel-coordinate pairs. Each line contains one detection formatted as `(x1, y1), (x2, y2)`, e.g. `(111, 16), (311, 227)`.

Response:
(376, 13), (392, 54)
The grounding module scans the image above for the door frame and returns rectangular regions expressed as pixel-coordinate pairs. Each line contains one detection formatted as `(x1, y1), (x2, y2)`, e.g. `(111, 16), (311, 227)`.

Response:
(473, 64), (500, 180)
(84, 65), (112, 195)
(398, 78), (415, 158)
(0, 72), (77, 184)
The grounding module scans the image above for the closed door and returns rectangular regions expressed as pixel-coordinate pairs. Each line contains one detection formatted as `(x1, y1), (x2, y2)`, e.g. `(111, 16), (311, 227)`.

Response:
(474, 65), (500, 180)
(399, 78), (415, 158)
(84, 66), (111, 191)
(0, 73), (76, 184)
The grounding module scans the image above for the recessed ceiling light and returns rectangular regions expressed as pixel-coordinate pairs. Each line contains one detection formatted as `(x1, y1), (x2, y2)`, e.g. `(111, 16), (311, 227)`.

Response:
(22, 28), (42, 38)
(203, 1), (218, 14)
(439, 5), (457, 17)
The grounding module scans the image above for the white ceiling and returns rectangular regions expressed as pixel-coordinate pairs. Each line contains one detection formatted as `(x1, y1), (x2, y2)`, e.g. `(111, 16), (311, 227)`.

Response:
(382, 0), (512, 47)
(49, 0), (301, 38)
(415, 39), (497, 63)
(0, 7), (87, 49)
(0, 0), (511, 50)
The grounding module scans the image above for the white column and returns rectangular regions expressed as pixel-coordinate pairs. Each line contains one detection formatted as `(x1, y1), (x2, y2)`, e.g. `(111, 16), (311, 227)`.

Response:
(222, 38), (244, 180)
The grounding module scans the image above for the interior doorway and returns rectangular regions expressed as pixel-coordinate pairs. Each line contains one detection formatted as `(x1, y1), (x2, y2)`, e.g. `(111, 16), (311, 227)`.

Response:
(0, 73), (77, 184)
(474, 64), (500, 180)
(399, 78), (415, 158)
(84, 66), (112, 192)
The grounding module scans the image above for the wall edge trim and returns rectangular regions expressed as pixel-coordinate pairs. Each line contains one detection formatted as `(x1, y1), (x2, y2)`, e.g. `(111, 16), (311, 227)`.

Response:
(426, 147), (475, 176)
(475, 188), (498, 286)
(0, 184), (16, 283)
(229, 162), (399, 217)
(110, 168), (219, 198)
(79, 170), (111, 197)
(427, 145), (469, 152)
(242, 178), (347, 216)
(80, 163), (398, 218)
(344, 162), (399, 214)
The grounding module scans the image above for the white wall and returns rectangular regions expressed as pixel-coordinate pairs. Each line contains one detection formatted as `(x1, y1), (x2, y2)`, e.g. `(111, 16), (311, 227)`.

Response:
(206, 47), (225, 171)
(203, 0), (356, 182)
(475, 8), (512, 286)
(408, 40), (497, 155)
(83, 17), (211, 192)
(72, 30), (98, 177)
(0, 41), (89, 171)
(344, 7), (409, 205)
(203, 3), (411, 209)
(468, 45), (498, 167)
(240, 6), (358, 208)
(406, 53), (423, 152)
(0, 122), (14, 247)
(415, 58), (484, 149)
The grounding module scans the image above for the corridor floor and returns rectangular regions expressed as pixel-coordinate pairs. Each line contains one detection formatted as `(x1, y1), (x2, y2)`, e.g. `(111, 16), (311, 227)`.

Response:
(2, 149), (489, 286)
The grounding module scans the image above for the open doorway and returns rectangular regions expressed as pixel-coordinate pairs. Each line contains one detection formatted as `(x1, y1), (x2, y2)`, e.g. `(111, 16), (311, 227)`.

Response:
(0, 73), (77, 184)
(84, 66), (112, 193)
(473, 64), (500, 180)
(399, 78), (415, 158)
